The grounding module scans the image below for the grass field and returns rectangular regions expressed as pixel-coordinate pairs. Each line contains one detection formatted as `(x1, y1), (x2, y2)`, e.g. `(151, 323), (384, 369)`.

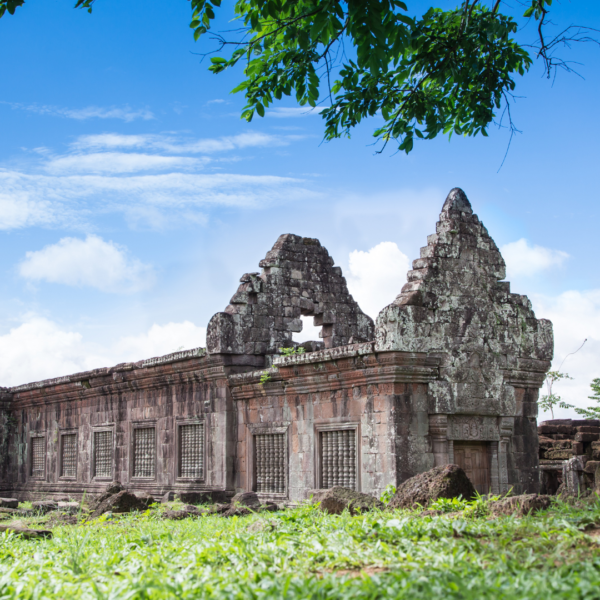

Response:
(1, 496), (600, 599)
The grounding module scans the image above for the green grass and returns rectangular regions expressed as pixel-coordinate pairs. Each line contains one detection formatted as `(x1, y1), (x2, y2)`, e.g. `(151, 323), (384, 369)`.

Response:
(1, 498), (600, 599)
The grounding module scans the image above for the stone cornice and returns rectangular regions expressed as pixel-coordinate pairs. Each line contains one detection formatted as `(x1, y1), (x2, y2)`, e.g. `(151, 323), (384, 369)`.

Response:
(8, 351), (263, 408)
(229, 349), (440, 400)
(9, 347), (207, 394)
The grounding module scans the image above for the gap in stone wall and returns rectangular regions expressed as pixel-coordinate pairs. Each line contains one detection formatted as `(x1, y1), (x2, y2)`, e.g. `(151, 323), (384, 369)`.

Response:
(292, 315), (322, 344)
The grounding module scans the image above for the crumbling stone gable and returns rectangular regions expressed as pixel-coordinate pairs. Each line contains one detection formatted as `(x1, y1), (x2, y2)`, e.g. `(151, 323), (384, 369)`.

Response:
(206, 234), (374, 362)
(375, 188), (553, 414)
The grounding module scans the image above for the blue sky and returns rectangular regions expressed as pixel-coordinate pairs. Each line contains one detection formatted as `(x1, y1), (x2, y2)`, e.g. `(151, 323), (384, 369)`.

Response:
(0, 1), (598, 418)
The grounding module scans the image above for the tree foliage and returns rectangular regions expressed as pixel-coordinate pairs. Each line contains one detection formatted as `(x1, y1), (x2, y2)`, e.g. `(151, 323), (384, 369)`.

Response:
(539, 370), (574, 420)
(574, 378), (600, 420)
(1, 0), (597, 155)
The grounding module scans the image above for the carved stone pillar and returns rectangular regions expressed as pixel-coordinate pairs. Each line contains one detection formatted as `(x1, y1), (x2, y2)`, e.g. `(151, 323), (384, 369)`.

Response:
(489, 441), (499, 494)
(498, 417), (514, 494)
(429, 414), (449, 467)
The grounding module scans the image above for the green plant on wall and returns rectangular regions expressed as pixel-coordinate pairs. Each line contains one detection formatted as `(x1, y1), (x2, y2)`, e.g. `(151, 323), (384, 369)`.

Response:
(279, 347), (306, 357)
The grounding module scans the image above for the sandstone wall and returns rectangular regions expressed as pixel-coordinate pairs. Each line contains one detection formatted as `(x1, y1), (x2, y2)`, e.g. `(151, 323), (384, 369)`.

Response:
(230, 345), (438, 501)
(4, 350), (260, 500)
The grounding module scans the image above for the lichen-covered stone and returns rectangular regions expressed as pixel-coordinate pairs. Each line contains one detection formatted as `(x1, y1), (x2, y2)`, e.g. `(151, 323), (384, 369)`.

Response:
(88, 490), (149, 519)
(376, 189), (552, 414)
(387, 465), (476, 509)
(314, 486), (384, 514)
(32, 500), (58, 514)
(489, 494), (551, 517)
(206, 234), (374, 362)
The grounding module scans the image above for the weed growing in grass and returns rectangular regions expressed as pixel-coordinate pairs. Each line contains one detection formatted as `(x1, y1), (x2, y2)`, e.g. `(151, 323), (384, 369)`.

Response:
(0, 497), (599, 598)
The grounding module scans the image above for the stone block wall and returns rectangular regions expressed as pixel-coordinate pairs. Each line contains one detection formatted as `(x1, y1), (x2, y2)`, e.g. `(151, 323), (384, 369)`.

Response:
(538, 419), (600, 494)
(206, 234), (374, 364)
(3, 351), (262, 500)
(230, 345), (438, 501)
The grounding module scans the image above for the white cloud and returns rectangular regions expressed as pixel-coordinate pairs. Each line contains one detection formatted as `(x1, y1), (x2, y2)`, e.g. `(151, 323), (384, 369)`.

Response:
(346, 242), (411, 319)
(44, 152), (205, 174)
(19, 235), (155, 293)
(0, 317), (206, 388)
(3, 102), (154, 122)
(114, 321), (207, 363)
(533, 289), (600, 420)
(71, 132), (290, 154)
(267, 107), (327, 118)
(501, 238), (569, 277)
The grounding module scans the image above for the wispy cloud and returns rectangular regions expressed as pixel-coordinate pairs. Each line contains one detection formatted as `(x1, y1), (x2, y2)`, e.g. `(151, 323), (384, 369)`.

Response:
(19, 235), (155, 293)
(266, 107), (328, 118)
(0, 169), (319, 230)
(0, 127), (317, 230)
(71, 131), (293, 154)
(2, 101), (154, 121)
(44, 152), (207, 174)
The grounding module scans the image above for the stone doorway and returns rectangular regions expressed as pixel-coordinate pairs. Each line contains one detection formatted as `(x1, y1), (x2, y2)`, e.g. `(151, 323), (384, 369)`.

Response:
(453, 441), (491, 494)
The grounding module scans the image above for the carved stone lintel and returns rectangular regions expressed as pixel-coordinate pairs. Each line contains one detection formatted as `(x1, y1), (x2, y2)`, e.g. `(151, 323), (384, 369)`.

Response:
(448, 415), (499, 441)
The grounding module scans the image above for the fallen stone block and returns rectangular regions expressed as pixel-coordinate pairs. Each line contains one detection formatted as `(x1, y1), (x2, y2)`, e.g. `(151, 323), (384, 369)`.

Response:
(489, 494), (552, 517)
(246, 519), (277, 533)
(589, 442), (600, 461)
(216, 500), (277, 518)
(584, 460), (600, 474)
(231, 492), (261, 508)
(134, 492), (155, 508)
(57, 501), (80, 514)
(387, 465), (476, 510)
(0, 498), (18, 509)
(0, 523), (52, 539)
(88, 490), (150, 519)
(47, 513), (78, 527)
(313, 487), (384, 515)
(161, 491), (176, 503)
(177, 491), (229, 504)
(220, 504), (252, 518)
(206, 503), (231, 515)
(91, 483), (124, 509)
(162, 506), (201, 520)
(32, 501), (59, 514)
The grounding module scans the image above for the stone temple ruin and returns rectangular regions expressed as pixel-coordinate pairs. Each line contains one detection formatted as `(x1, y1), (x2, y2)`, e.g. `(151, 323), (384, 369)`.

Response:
(0, 189), (555, 502)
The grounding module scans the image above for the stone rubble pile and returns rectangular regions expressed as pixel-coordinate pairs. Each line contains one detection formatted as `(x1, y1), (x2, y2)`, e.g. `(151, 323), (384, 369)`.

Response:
(538, 419), (600, 495)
